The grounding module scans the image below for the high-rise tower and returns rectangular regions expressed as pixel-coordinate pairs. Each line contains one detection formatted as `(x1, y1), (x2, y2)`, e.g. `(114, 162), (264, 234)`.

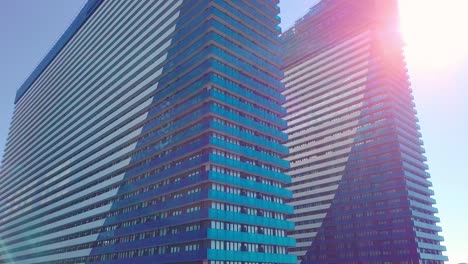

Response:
(0, 1), (296, 263)
(281, 0), (447, 263)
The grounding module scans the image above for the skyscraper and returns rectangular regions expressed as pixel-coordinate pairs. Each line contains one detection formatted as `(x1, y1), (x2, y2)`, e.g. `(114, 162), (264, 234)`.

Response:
(0, 1), (296, 263)
(281, 0), (447, 263)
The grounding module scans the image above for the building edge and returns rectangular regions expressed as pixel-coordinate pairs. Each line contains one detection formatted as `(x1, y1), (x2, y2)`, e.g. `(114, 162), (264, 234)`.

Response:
(14, 0), (103, 104)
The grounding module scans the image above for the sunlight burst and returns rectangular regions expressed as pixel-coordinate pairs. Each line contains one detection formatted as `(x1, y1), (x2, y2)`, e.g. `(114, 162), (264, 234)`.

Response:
(398, 0), (468, 69)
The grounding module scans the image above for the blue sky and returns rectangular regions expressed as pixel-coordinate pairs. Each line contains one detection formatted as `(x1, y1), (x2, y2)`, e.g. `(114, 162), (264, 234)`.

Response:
(0, 1), (466, 263)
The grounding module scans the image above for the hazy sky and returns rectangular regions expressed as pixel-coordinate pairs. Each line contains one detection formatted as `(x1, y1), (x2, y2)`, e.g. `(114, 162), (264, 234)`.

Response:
(0, 1), (466, 263)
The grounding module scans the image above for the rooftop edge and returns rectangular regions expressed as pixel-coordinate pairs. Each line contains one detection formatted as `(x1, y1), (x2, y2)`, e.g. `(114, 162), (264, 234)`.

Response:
(14, 0), (103, 104)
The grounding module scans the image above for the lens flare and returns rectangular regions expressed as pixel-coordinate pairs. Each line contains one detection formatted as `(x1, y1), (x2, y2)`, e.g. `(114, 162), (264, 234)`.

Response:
(399, 0), (468, 70)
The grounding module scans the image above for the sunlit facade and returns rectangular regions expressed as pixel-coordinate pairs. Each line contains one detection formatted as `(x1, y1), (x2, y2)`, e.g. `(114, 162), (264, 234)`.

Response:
(281, 0), (447, 263)
(0, 1), (296, 263)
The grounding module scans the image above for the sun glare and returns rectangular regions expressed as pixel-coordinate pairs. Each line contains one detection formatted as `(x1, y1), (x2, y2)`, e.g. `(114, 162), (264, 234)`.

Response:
(398, 0), (468, 70)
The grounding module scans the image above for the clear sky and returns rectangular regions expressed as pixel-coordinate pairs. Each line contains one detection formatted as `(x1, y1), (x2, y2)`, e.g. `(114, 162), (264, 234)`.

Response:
(0, 1), (466, 263)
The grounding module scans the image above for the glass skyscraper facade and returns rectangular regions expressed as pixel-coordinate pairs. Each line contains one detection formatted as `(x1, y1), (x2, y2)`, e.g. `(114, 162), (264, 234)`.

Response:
(0, 1), (296, 263)
(281, 0), (447, 263)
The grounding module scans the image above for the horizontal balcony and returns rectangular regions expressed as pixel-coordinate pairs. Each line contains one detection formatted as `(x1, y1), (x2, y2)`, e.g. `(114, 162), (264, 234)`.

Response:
(207, 229), (295, 246)
(411, 210), (440, 223)
(407, 190), (436, 205)
(208, 171), (292, 198)
(404, 171), (433, 189)
(419, 252), (449, 261)
(208, 190), (293, 214)
(406, 180), (434, 196)
(210, 120), (288, 154)
(210, 105), (286, 140)
(415, 231), (444, 241)
(207, 249), (297, 263)
(209, 137), (289, 168)
(417, 242), (446, 252)
(413, 220), (442, 232)
(409, 200), (438, 214)
(208, 209), (294, 230)
(210, 89), (286, 128)
(209, 154), (290, 183)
